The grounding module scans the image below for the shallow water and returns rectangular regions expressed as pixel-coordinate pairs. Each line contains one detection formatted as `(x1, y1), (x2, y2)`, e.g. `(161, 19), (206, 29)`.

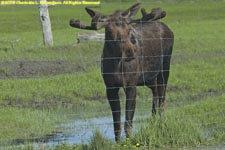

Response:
(3, 114), (225, 150)
(47, 116), (116, 146)
(34, 115), (146, 146)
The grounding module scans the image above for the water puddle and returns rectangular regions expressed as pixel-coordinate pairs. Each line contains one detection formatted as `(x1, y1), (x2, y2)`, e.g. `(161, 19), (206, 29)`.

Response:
(49, 116), (116, 146)
(43, 115), (146, 146)
(8, 115), (147, 148)
(3, 115), (225, 150)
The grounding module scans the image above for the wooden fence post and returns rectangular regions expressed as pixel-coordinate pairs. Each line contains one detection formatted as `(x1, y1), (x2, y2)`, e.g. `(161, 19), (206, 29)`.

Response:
(38, 0), (53, 46)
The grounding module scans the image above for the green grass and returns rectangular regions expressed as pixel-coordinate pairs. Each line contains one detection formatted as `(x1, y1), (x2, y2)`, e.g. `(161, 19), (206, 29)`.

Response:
(44, 95), (225, 150)
(132, 94), (225, 148)
(0, 68), (104, 104)
(0, 0), (225, 149)
(0, 107), (68, 146)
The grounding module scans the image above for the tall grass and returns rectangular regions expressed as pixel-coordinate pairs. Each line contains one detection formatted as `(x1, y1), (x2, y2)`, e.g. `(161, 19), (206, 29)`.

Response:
(132, 94), (225, 148)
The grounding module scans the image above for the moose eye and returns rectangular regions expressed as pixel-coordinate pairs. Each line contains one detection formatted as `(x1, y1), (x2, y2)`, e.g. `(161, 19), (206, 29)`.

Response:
(130, 34), (136, 44)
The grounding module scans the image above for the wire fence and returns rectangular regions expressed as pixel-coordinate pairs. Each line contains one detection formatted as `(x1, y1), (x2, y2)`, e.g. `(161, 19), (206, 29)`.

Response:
(0, 0), (225, 149)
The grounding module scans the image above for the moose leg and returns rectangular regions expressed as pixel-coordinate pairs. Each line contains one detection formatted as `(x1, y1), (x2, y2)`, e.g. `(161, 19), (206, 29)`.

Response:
(157, 83), (166, 115)
(106, 87), (121, 142)
(149, 80), (158, 115)
(157, 70), (169, 114)
(124, 86), (137, 138)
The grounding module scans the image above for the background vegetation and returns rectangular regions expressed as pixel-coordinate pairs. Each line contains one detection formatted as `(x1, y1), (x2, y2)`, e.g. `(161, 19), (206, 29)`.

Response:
(0, 0), (225, 149)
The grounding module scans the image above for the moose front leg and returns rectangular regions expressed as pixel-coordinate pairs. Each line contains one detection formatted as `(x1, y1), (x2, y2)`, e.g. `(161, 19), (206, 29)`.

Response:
(124, 86), (137, 138)
(107, 88), (121, 142)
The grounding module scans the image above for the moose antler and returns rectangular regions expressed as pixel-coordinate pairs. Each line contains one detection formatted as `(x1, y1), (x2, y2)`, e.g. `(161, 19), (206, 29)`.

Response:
(130, 7), (166, 23)
(69, 19), (96, 30)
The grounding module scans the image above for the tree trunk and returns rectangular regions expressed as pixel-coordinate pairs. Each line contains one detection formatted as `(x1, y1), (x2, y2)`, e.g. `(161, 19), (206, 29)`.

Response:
(38, 0), (53, 46)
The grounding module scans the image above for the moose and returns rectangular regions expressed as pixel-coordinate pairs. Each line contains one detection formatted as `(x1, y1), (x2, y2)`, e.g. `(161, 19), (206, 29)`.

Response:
(70, 3), (174, 142)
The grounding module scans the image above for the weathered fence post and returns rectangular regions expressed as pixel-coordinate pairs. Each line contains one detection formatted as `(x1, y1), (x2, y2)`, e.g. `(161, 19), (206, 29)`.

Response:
(38, 0), (53, 46)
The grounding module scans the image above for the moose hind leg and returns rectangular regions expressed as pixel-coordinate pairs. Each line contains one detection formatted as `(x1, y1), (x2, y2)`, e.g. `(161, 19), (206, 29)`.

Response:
(148, 79), (158, 115)
(156, 54), (172, 114)
(157, 70), (169, 114)
(107, 88), (121, 142)
(124, 87), (137, 138)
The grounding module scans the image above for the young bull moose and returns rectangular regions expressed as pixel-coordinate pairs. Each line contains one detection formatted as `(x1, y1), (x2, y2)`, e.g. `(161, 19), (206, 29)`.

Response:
(70, 3), (174, 142)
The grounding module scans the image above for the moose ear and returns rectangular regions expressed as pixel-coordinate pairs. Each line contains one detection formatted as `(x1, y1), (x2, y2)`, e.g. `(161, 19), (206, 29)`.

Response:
(122, 3), (141, 18)
(85, 7), (96, 18)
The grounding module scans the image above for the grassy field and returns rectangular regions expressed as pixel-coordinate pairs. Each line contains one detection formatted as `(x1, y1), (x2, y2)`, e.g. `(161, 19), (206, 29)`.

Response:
(0, 0), (225, 149)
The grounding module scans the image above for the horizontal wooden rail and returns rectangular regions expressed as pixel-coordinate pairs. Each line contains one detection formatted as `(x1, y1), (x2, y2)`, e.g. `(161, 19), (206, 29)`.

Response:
(77, 32), (105, 43)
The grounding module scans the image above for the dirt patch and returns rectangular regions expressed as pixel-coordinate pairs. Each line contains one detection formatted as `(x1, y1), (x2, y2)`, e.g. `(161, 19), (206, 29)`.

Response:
(0, 61), (85, 78)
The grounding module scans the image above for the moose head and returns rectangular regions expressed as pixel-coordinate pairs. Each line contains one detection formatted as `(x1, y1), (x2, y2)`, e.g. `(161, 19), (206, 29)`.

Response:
(70, 3), (166, 30)
(70, 3), (174, 142)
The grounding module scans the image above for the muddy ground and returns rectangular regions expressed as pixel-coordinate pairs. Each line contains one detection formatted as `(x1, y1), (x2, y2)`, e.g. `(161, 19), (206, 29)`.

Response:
(0, 61), (85, 78)
(0, 60), (97, 108)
